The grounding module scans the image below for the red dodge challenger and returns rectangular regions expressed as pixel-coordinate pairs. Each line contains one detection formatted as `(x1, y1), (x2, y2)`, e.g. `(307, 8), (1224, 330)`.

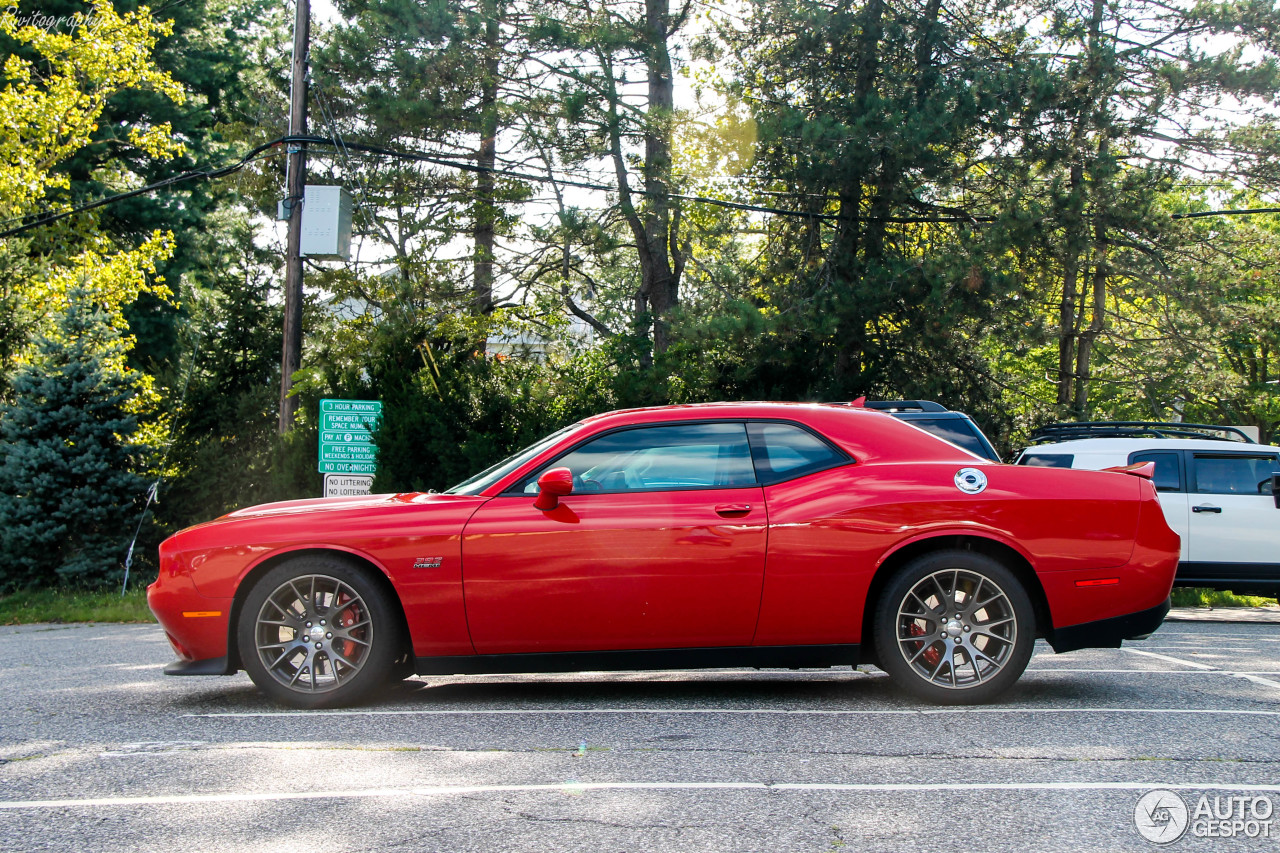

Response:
(149, 402), (1179, 708)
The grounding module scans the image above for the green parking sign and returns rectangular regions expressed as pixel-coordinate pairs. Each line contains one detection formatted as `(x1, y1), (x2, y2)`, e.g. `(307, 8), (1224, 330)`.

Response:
(318, 398), (382, 474)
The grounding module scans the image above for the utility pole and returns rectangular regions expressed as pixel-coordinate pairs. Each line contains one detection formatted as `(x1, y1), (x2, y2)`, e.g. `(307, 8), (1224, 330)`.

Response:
(278, 0), (310, 433)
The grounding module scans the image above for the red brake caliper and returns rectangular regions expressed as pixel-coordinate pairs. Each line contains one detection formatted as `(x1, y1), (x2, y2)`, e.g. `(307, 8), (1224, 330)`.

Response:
(909, 622), (942, 667)
(335, 593), (361, 660)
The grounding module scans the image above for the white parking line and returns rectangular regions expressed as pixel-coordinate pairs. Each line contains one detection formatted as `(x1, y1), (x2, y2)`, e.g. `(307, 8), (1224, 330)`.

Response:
(1142, 646), (1261, 652)
(183, 707), (1280, 719)
(1122, 649), (1216, 670)
(1026, 668), (1280, 674)
(1124, 647), (1280, 691)
(5, 780), (1280, 810)
(1158, 633), (1280, 638)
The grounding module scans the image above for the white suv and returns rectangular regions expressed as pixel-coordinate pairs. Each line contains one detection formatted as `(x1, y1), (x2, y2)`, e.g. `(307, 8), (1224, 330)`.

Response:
(1015, 422), (1280, 595)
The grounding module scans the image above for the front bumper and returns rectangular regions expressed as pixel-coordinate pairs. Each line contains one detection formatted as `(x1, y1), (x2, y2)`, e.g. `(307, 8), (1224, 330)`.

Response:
(1047, 597), (1170, 654)
(164, 656), (234, 676)
(148, 572), (233, 669)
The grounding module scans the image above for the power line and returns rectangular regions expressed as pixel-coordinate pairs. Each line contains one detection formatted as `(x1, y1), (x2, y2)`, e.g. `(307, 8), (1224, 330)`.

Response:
(0, 140), (285, 239)
(6, 132), (1280, 240)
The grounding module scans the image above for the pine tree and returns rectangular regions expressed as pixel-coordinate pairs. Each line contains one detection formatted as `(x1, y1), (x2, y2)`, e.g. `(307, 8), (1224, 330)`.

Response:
(0, 293), (149, 590)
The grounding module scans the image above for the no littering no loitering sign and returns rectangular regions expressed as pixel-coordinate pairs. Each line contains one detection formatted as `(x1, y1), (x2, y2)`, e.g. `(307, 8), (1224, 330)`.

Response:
(318, 398), (381, 497)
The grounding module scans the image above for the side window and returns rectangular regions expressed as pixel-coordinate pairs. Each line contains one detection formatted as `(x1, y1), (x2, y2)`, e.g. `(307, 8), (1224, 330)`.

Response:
(1130, 451), (1182, 492)
(746, 422), (848, 485)
(1192, 454), (1280, 496)
(1018, 453), (1074, 468)
(517, 423), (755, 494)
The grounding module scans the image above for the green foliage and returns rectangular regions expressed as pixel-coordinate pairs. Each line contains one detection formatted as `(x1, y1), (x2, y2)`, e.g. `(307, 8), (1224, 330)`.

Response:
(0, 586), (153, 624)
(692, 0), (1028, 435)
(0, 294), (152, 590)
(8, 0), (1280, 546)
(291, 305), (614, 492)
(156, 217), (283, 524)
(1170, 588), (1278, 609)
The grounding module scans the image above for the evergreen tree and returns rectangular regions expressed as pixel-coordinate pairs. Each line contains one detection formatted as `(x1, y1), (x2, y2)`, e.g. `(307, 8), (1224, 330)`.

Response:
(709, 0), (1034, 412)
(0, 293), (150, 590)
(996, 0), (1280, 415)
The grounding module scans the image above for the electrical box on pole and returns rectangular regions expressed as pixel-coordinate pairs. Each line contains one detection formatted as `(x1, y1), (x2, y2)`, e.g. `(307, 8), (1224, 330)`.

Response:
(279, 186), (352, 260)
(300, 186), (352, 260)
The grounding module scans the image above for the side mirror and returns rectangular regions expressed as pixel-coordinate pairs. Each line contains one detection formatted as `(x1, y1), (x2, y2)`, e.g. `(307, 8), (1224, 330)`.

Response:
(533, 467), (573, 511)
(1272, 473), (1279, 509)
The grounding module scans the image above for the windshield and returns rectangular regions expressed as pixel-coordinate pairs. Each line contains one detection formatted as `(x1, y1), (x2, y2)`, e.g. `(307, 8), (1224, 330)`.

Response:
(443, 424), (582, 495)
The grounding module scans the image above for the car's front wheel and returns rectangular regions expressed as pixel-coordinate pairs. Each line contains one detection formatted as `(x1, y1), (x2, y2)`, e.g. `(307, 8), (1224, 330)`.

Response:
(873, 550), (1034, 704)
(237, 556), (401, 709)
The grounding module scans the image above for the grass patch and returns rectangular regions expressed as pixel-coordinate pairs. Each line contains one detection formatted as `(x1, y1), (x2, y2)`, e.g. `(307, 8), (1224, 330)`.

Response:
(1170, 587), (1278, 608)
(0, 587), (154, 625)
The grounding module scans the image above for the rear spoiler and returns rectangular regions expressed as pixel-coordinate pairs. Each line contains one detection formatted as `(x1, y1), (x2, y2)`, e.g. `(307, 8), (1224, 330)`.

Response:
(1101, 461), (1155, 480)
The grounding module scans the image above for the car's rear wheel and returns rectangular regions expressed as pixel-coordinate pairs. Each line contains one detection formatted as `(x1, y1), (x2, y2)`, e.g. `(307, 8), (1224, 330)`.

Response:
(874, 550), (1034, 704)
(238, 556), (400, 709)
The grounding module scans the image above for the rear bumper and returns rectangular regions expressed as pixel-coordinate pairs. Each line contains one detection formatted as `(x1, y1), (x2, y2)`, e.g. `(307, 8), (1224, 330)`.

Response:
(1047, 597), (1170, 654)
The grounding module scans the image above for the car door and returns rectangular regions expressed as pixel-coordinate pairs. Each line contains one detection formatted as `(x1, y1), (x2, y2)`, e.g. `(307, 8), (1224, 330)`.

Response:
(461, 422), (767, 654)
(1129, 450), (1190, 561)
(1186, 451), (1280, 577)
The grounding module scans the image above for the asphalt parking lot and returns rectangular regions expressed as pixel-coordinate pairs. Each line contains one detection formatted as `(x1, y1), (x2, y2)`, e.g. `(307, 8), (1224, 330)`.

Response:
(2, 617), (1279, 852)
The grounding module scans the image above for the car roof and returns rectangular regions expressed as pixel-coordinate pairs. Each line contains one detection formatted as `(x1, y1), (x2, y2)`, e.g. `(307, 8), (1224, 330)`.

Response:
(488, 401), (988, 497)
(1020, 437), (1280, 455)
(578, 401), (826, 424)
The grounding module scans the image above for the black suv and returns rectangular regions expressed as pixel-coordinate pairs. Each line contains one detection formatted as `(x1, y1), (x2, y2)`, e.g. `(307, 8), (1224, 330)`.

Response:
(851, 399), (1001, 462)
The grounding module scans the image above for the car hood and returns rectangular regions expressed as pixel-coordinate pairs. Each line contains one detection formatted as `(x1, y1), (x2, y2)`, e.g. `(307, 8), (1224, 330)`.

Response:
(219, 491), (473, 520)
(221, 492), (415, 519)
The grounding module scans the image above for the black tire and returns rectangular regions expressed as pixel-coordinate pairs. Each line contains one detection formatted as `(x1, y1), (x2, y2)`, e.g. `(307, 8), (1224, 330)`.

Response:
(237, 555), (402, 709)
(873, 550), (1035, 705)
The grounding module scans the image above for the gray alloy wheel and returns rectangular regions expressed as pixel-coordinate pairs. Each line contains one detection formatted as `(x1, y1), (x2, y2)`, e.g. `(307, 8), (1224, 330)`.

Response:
(237, 556), (400, 709)
(873, 550), (1035, 704)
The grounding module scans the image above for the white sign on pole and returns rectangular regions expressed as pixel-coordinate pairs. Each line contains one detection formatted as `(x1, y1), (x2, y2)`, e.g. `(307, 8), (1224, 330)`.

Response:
(324, 474), (374, 498)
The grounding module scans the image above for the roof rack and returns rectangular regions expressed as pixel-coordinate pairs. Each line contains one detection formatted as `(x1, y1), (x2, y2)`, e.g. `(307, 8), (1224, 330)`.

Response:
(848, 399), (948, 413)
(1027, 421), (1256, 444)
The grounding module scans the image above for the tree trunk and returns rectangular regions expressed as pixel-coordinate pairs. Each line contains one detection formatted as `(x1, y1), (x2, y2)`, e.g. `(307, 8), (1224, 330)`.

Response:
(1069, 0), (1110, 414)
(1074, 138), (1110, 416)
(640, 0), (679, 354)
(603, 0), (682, 358)
(1057, 179), (1082, 407)
(830, 0), (884, 383)
(472, 0), (501, 315)
(863, 0), (941, 265)
(830, 0), (884, 273)
(1057, 0), (1107, 407)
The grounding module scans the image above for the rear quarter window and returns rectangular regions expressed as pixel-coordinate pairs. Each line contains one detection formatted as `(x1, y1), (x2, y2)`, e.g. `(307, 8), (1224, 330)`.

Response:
(907, 418), (993, 459)
(1017, 453), (1075, 468)
(746, 422), (848, 485)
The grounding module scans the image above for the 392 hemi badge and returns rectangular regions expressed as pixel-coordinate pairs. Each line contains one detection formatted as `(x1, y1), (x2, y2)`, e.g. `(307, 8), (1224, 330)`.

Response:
(412, 556), (443, 569)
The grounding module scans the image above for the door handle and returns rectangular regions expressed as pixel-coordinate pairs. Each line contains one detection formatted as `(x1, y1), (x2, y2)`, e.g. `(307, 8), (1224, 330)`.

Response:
(715, 503), (752, 516)
(1192, 504), (1222, 514)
